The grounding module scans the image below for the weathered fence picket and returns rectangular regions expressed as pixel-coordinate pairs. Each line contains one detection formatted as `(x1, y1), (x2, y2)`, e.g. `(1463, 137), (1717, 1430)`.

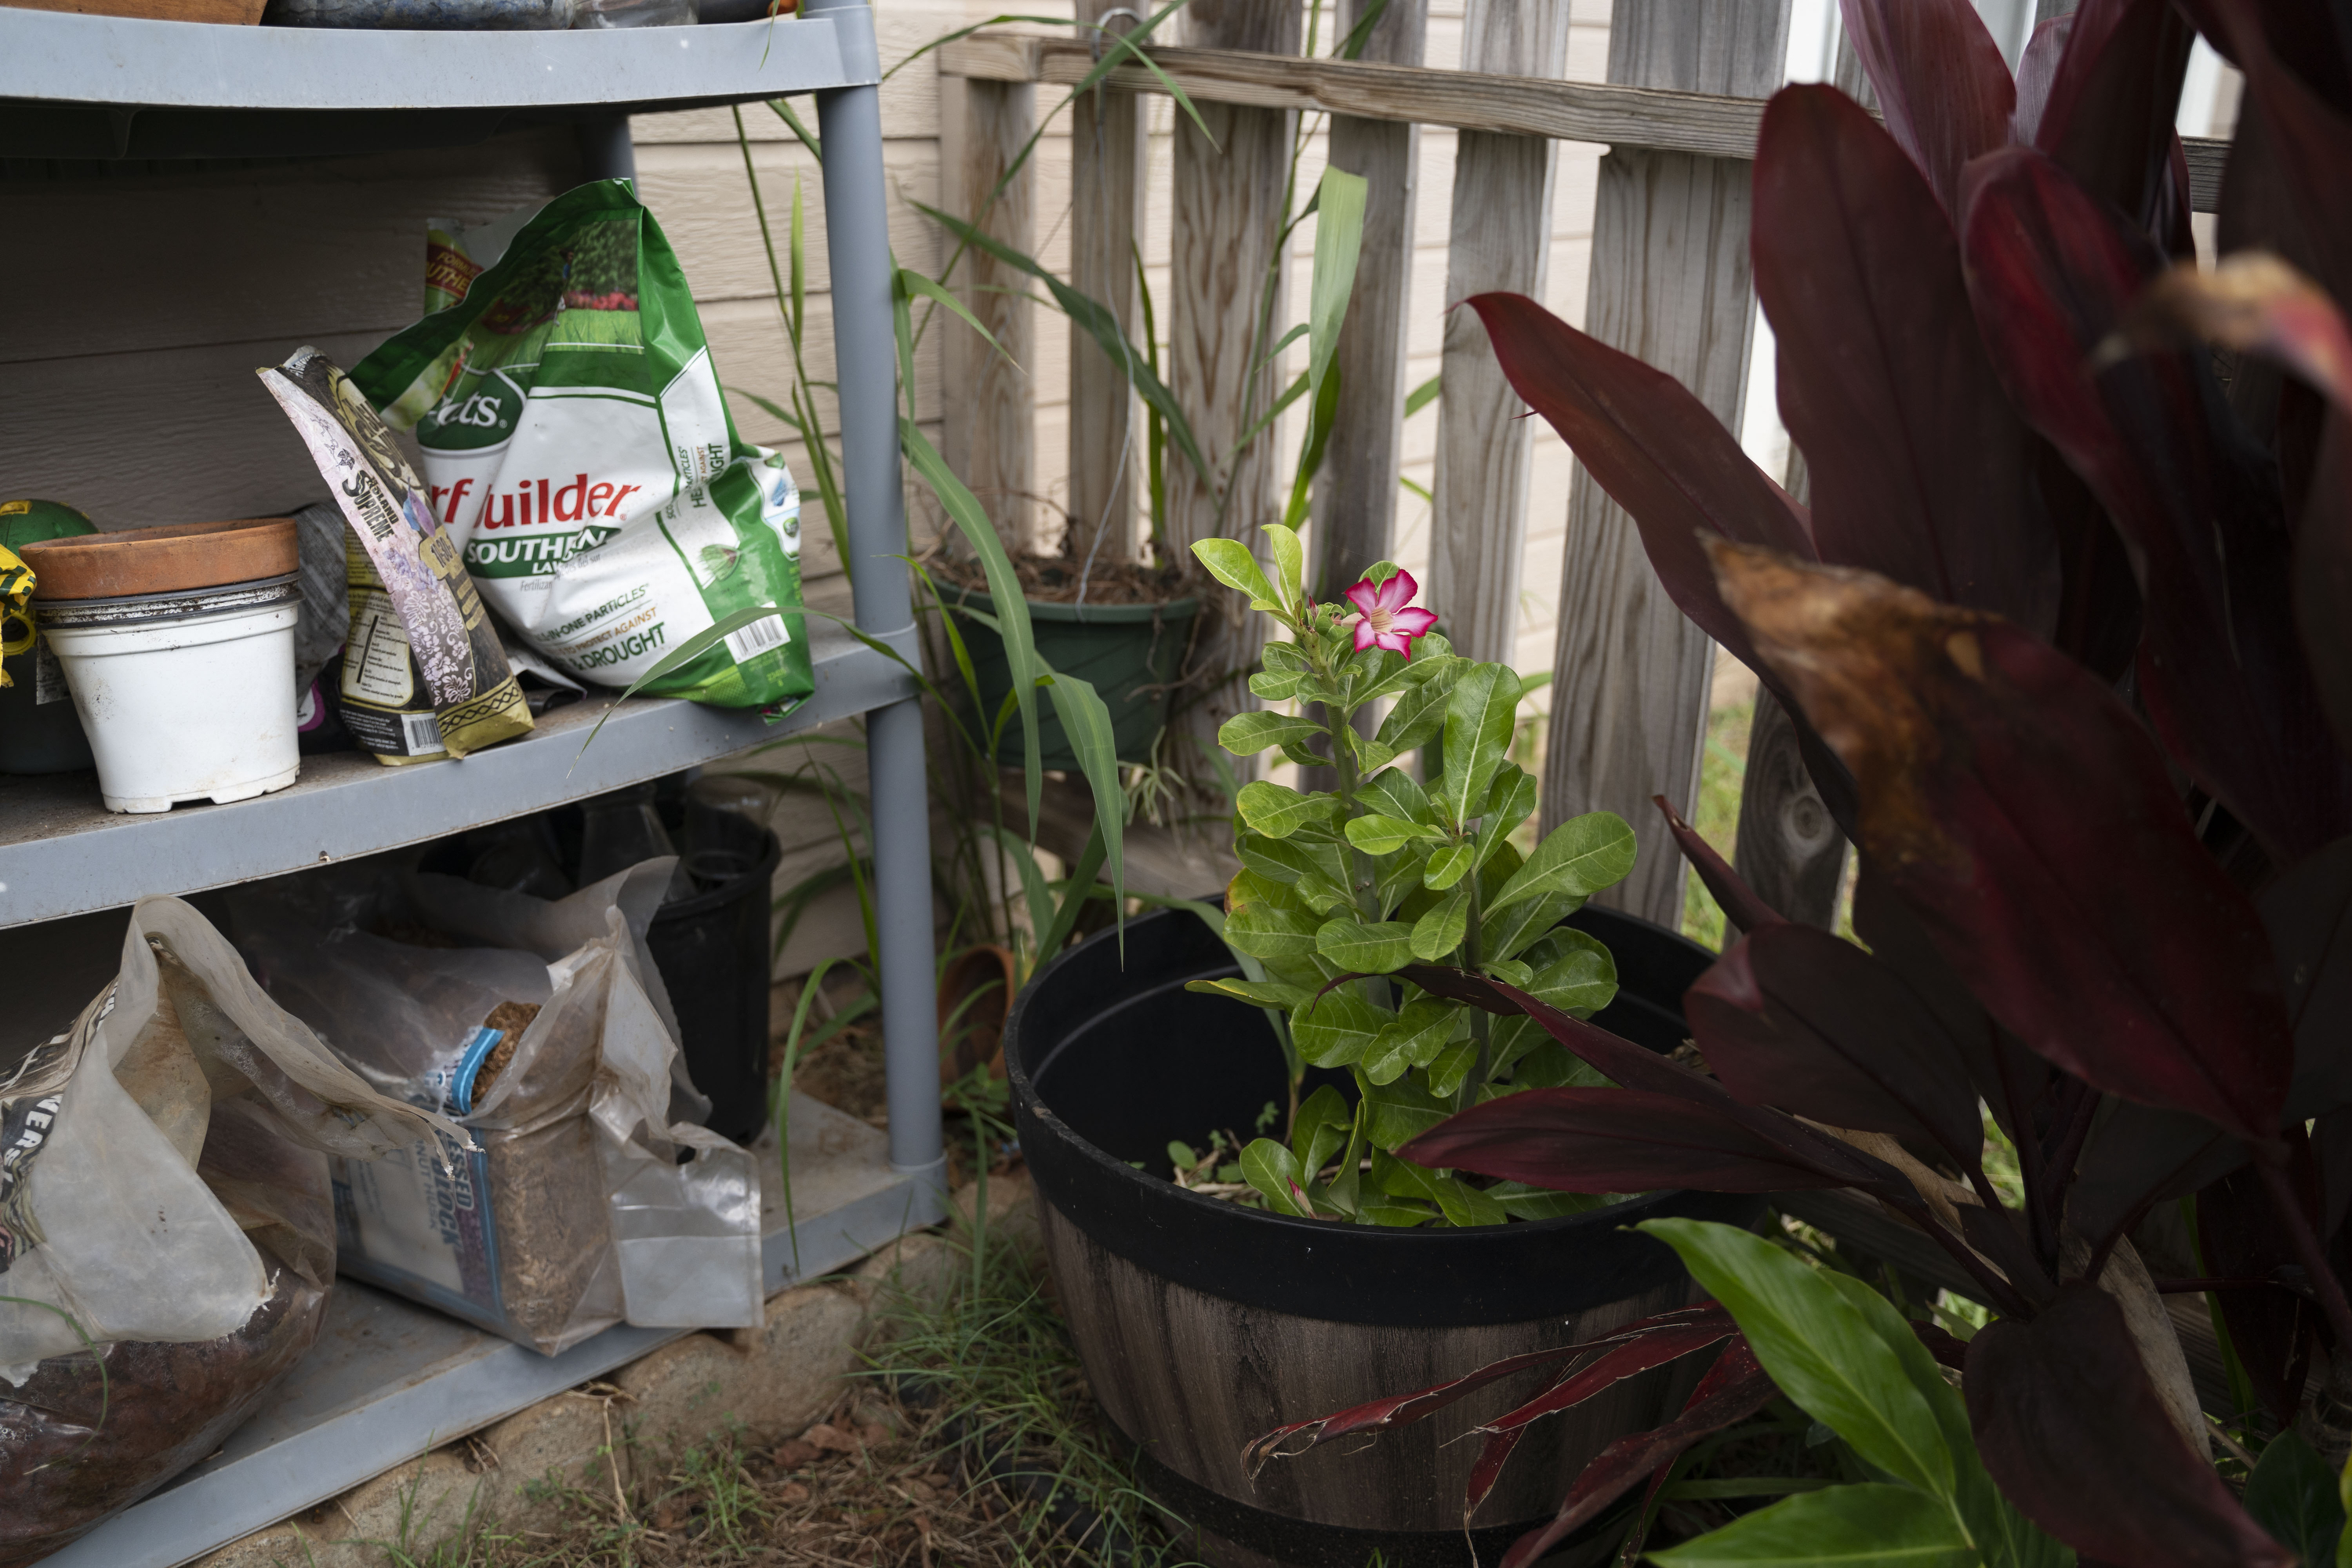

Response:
(1066, 0), (1149, 565)
(940, 74), (1038, 552)
(1539, 0), (1791, 928)
(937, 9), (2229, 923)
(1427, 0), (1570, 670)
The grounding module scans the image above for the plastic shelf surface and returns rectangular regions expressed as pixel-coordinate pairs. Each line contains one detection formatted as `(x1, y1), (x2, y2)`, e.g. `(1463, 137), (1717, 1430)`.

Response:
(0, 9), (880, 159)
(40, 1092), (940, 1568)
(0, 618), (915, 930)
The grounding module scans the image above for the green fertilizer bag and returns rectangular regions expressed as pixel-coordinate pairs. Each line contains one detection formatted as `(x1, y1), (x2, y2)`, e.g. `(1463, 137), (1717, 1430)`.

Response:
(352, 181), (809, 710)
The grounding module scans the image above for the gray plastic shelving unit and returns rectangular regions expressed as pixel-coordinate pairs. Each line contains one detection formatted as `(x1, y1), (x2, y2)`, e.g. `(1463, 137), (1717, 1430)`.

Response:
(0, 13), (946, 1563)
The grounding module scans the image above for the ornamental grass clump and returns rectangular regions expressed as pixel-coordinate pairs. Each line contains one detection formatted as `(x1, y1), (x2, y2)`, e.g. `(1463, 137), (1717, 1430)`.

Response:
(1184, 525), (1639, 1227)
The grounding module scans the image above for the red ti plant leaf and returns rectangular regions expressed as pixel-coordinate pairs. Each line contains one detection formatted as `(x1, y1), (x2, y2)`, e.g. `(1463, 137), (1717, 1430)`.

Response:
(2195, 0), (2352, 308)
(1753, 84), (2060, 639)
(2031, 0), (2197, 256)
(1852, 862), (2053, 1139)
(1686, 923), (1985, 1171)
(1396, 1087), (1864, 1195)
(1461, 1318), (1740, 1521)
(2012, 13), (2074, 141)
(1498, 1339), (1777, 1568)
(1652, 793), (1784, 936)
(1390, 967), (1902, 1192)
(1707, 543), (2296, 1147)
(2067, 1099), (2246, 1258)
(1461, 291), (1813, 681)
(2197, 1152), (2318, 1429)
(2302, 414), (2352, 756)
(2270, 835), (2352, 1120)
(1966, 1282), (2295, 1566)
(1964, 144), (2352, 862)
(1239, 1304), (1731, 1475)
(1835, 0), (2016, 220)
(2115, 253), (2352, 413)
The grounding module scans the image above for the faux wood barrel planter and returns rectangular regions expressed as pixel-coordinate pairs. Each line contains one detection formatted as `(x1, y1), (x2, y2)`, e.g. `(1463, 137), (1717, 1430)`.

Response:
(1005, 903), (1763, 1568)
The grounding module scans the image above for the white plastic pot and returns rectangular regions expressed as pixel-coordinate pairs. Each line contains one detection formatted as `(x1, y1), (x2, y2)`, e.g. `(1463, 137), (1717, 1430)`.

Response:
(41, 575), (302, 814)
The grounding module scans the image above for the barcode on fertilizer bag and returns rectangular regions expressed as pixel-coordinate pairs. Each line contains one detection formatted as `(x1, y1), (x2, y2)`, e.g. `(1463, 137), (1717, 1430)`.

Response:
(402, 711), (448, 756)
(723, 615), (788, 666)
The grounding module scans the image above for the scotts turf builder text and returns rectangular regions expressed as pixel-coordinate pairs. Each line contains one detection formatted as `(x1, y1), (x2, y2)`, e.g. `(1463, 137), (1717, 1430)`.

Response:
(352, 181), (812, 710)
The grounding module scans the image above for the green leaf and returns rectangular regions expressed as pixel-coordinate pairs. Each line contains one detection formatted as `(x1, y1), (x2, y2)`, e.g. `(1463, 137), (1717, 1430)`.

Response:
(896, 267), (1018, 370)
(1038, 665), (1127, 927)
(1290, 1083), (1353, 1178)
(1316, 917), (1415, 975)
(1237, 833), (1350, 911)
(1291, 989), (1391, 1069)
(1192, 538), (1278, 605)
(1488, 811), (1639, 916)
(1238, 782), (1338, 840)
(1357, 1069), (1450, 1150)
(1475, 765), (1538, 864)
(1222, 873), (1322, 967)
(1186, 976), (1314, 1011)
(1436, 662), (1521, 829)
(1486, 1181), (1614, 1219)
(1423, 840), (1475, 891)
(1359, 998), (1455, 1086)
(1482, 888), (1581, 964)
(1403, 372), (1441, 418)
(1352, 733), (1400, 775)
(1376, 1149), (1504, 1228)
(1239, 1138), (1314, 1218)
(1359, 768), (1435, 825)
(1425, 1036), (1480, 1098)
(900, 419), (1046, 820)
(1640, 1220), (1958, 1507)
(1345, 814), (1443, 855)
(1220, 711), (1327, 757)
(1265, 522), (1307, 612)
(1526, 928), (1619, 1018)
(1359, 1196), (1437, 1227)
(1648, 1483), (1978, 1568)
(916, 198), (1214, 491)
(1410, 882), (1471, 961)
(1279, 167), (1368, 529)
(1373, 661), (1459, 757)
(1356, 634), (1454, 706)
(1249, 668), (1308, 702)
(2248, 1431), (2343, 1568)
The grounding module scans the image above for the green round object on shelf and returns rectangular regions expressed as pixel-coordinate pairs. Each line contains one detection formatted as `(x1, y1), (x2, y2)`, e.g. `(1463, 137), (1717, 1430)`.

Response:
(0, 499), (98, 554)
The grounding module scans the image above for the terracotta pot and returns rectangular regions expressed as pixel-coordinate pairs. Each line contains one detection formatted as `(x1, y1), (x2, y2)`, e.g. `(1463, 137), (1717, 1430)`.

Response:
(938, 943), (1015, 1083)
(19, 518), (297, 601)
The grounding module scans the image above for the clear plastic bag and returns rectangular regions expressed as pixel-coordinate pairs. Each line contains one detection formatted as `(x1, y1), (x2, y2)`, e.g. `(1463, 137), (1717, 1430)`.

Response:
(0, 898), (458, 1563)
(234, 858), (763, 1355)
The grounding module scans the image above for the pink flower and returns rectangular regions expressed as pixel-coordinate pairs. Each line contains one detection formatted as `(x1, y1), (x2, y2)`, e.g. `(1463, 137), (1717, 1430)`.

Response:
(1341, 569), (1439, 656)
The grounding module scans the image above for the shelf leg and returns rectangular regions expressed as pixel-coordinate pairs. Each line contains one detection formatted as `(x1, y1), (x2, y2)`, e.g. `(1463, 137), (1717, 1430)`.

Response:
(814, 27), (948, 1209)
(575, 114), (636, 184)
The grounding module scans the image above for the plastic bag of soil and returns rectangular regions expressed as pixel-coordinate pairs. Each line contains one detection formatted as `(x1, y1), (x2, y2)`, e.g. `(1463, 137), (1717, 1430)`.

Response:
(259, 347), (536, 764)
(0, 899), (462, 1566)
(350, 181), (811, 710)
(232, 858), (763, 1356)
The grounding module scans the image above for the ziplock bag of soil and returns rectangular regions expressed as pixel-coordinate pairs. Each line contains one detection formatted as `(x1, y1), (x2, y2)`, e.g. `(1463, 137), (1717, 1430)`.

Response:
(258, 346), (535, 764)
(233, 858), (763, 1355)
(351, 181), (811, 710)
(0, 899), (463, 1566)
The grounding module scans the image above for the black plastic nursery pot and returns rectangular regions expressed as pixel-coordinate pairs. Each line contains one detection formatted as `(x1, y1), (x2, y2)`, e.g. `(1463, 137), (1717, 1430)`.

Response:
(949, 588), (1198, 768)
(646, 810), (785, 1145)
(1004, 902), (1763, 1568)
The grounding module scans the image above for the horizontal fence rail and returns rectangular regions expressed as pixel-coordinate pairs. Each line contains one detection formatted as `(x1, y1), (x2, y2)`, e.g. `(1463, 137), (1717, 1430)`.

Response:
(938, 34), (2230, 211)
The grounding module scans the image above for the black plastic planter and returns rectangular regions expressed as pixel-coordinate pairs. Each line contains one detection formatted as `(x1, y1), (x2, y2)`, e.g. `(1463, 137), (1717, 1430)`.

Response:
(949, 588), (1198, 768)
(646, 809), (784, 1145)
(1005, 902), (1762, 1568)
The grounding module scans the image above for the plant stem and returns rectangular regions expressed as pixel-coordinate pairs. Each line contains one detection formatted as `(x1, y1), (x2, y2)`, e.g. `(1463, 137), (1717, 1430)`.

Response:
(1461, 862), (1488, 1106)
(2256, 1156), (2352, 1352)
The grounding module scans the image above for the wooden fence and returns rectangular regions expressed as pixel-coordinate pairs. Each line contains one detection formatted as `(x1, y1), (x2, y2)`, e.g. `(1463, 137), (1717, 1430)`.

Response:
(938, 2), (2230, 932)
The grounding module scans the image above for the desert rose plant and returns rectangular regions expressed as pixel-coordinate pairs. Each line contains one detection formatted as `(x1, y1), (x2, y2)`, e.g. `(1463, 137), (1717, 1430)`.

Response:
(1251, 0), (2352, 1562)
(1185, 524), (1640, 1227)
